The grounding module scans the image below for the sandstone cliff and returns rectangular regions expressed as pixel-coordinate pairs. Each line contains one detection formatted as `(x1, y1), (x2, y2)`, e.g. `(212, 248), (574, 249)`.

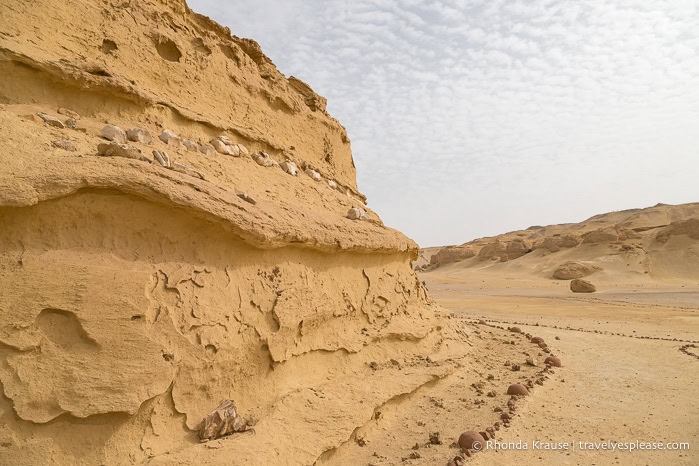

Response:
(0, 1), (472, 464)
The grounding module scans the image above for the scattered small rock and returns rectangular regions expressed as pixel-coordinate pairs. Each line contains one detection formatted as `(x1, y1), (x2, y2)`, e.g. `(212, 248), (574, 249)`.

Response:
(544, 356), (562, 367)
(526, 357), (537, 366)
(429, 432), (442, 445)
(531, 336), (545, 345)
(57, 107), (80, 119)
(511, 363), (521, 371)
(507, 383), (529, 396)
(198, 399), (252, 441)
(487, 390), (497, 397)
(127, 128), (153, 144)
(65, 118), (78, 129)
(369, 361), (378, 370)
(458, 431), (484, 451)
(52, 140), (75, 151)
(101, 125), (127, 143)
(38, 113), (65, 129)
(328, 179), (338, 189)
(509, 327), (522, 333)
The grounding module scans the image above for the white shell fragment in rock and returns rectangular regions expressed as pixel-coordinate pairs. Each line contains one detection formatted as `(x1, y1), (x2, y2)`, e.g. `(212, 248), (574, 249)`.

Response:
(211, 138), (233, 155)
(347, 207), (367, 221)
(280, 161), (297, 176)
(328, 180), (337, 190)
(236, 144), (249, 156)
(183, 139), (198, 152)
(97, 142), (149, 162)
(101, 125), (127, 143)
(38, 113), (65, 129)
(199, 143), (216, 156)
(172, 161), (205, 180)
(126, 128), (153, 144)
(252, 151), (276, 167)
(152, 150), (171, 168)
(217, 135), (233, 145)
(159, 129), (181, 147)
(304, 168), (321, 181)
(236, 191), (257, 205)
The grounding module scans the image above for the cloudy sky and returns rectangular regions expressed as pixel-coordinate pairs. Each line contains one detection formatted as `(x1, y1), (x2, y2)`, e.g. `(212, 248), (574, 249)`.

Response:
(190, 0), (699, 247)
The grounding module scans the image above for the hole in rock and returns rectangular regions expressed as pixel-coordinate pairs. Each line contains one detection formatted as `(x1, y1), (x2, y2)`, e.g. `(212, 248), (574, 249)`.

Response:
(101, 39), (118, 54)
(37, 308), (98, 349)
(155, 38), (182, 62)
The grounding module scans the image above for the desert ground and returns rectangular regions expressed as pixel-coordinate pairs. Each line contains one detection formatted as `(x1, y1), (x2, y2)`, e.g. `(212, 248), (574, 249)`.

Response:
(419, 270), (699, 465)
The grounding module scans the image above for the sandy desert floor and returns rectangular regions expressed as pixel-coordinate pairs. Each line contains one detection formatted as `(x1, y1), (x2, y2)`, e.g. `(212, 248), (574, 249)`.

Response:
(425, 271), (699, 465)
(315, 269), (699, 465)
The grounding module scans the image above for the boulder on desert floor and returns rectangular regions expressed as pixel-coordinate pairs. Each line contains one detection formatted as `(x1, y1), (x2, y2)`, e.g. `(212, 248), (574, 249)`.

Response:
(553, 261), (601, 280)
(429, 246), (476, 267)
(570, 279), (596, 293)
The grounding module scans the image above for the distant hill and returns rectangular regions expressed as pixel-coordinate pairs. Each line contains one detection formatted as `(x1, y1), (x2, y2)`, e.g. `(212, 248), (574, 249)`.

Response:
(418, 202), (699, 283)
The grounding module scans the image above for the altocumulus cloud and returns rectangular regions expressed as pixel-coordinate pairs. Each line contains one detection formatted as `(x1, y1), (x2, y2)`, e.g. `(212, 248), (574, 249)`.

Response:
(190, 0), (699, 247)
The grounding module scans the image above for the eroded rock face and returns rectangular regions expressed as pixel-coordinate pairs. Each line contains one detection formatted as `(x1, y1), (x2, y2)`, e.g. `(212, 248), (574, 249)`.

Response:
(552, 261), (601, 280)
(0, 1), (454, 464)
(429, 246), (475, 267)
(477, 239), (531, 262)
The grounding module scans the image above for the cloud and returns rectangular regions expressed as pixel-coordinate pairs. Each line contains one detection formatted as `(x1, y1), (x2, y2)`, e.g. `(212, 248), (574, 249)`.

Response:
(190, 0), (699, 246)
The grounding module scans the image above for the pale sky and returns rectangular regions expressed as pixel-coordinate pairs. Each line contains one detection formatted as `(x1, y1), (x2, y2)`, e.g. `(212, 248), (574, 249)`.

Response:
(190, 0), (699, 247)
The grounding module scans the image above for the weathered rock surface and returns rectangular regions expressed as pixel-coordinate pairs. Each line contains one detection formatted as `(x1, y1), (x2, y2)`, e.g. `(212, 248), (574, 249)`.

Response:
(0, 2), (466, 465)
(126, 127), (153, 144)
(100, 125), (127, 143)
(570, 279), (597, 293)
(429, 246), (476, 267)
(553, 261), (601, 280)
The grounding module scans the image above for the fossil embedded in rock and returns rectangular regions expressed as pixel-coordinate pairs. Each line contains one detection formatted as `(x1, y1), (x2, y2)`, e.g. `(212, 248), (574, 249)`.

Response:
(347, 207), (367, 221)
(97, 142), (148, 161)
(152, 150), (171, 168)
(280, 160), (298, 176)
(304, 168), (321, 181)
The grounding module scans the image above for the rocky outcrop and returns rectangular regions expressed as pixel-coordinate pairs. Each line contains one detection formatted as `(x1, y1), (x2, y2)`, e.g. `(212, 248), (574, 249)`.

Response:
(552, 261), (601, 280)
(655, 218), (699, 243)
(534, 233), (582, 252)
(582, 225), (639, 244)
(0, 1), (466, 464)
(429, 246), (476, 267)
(570, 279), (596, 293)
(477, 239), (531, 262)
